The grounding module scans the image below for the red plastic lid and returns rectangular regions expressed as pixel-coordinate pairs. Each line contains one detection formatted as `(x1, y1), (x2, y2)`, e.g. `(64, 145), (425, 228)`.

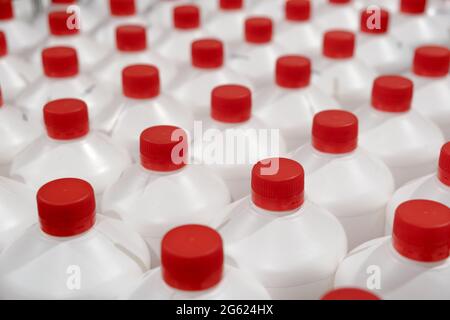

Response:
(48, 11), (79, 36)
(323, 30), (355, 59)
(110, 0), (136, 16)
(122, 64), (160, 99)
(252, 158), (305, 211)
(0, 31), (7, 57)
(401, 0), (426, 14)
(140, 125), (188, 172)
(0, 86), (3, 107)
(162, 225), (224, 291)
(245, 17), (273, 44)
(37, 178), (96, 237)
(52, 0), (76, 4)
(0, 0), (13, 20)
(116, 25), (147, 52)
(191, 39), (224, 69)
(439, 142), (450, 186)
(174, 5), (200, 29)
(211, 85), (252, 123)
(371, 75), (413, 112)
(44, 98), (89, 140)
(360, 8), (389, 34)
(393, 199), (450, 262)
(276, 55), (311, 89)
(285, 0), (311, 21)
(329, 0), (351, 4)
(413, 46), (450, 78)
(312, 110), (358, 154)
(322, 288), (380, 300)
(42, 46), (79, 78)
(220, 0), (242, 10)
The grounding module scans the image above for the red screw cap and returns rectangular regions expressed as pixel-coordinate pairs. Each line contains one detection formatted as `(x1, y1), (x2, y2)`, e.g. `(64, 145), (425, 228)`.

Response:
(44, 98), (89, 140)
(0, 86), (3, 107)
(323, 30), (355, 59)
(37, 178), (96, 237)
(174, 5), (200, 29)
(439, 142), (450, 186)
(42, 46), (79, 78)
(162, 225), (224, 291)
(220, 0), (242, 10)
(211, 85), (252, 123)
(191, 39), (224, 69)
(122, 64), (160, 99)
(322, 288), (380, 300)
(0, 0), (13, 20)
(116, 25), (147, 52)
(110, 0), (136, 16)
(52, 0), (77, 4)
(413, 46), (450, 78)
(48, 11), (79, 36)
(252, 158), (305, 211)
(401, 0), (426, 14)
(276, 55), (311, 89)
(360, 8), (389, 34)
(312, 110), (358, 154)
(286, 0), (311, 21)
(393, 199), (450, 262)
(140, 125), (188, 172)
(245, 17), (273, 44)
(329, 0), (351, 4)
(0, 31), (7, 57)
(371, 75), (413, 112)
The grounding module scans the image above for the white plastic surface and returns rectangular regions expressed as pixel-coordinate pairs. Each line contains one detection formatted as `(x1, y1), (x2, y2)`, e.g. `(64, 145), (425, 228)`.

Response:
(0, 19), (46, 55)
(205, 9), (246, 50)
(314, 2), (359, 32)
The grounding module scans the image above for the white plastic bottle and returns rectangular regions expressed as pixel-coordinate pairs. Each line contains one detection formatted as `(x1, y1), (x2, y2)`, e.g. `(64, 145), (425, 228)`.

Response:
(103, 125), (231, 266)
(321, 288), (380, 300)
(314, 0), (359, 32)
(16, 46), (123, 134)
(385, 142), (450, 234)
(256, 55), (341, 151)
(11, 98), (131, 196)
(357, 8), (411, 74)
(247, 0), (285, 22)
(291, 110), (395, 249)
(218, 157), (348, 299)
(335, 199), (450, 300)
(147, 0), (207, 30)
(171, 38), (252, 119)
(0, 177), (35, 252)
(314, 30), (378, 110)
(110, 64), (194, 160)
(410, 46), (450, 139)
(0, 31), (39, 103)
(229, 17), (283, 89)
(0, 178), (150, 299)
(357, 75), (445, 187)
(124, 225), (270, 300)
(0, 87), (41, 175)
(96, 25), (177, 89)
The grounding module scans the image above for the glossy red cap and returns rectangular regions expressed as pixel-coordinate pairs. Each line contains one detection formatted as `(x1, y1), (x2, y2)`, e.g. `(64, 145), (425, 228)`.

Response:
(174, 5), (200, 29)
(211, 85), (252, 123)
(245, 17), (273, 44)
(371, 75), (413, 112)
(252, 158), (305, 211)
(401, 0), (426, 14)
(110, 0), (136, 16)
(323, 30), (355, 59)
(329, 0), (351, 4)
(44, 98), (89, 140)
(48, 11), (79, 36)
(191, 39), (224, 69)
(413, 46), (450, 78)
(312, 110), (358, 154)
(220, 0), (242, 10)
(42, 46), (79, 78)
(393, 199), (450, 262)
(286, 0), (311, 21)
(360, 8), (389, 34)
(122, 64), (160, 99)
(322, 288), (380, 300)
(439, 142), (450, 186)
(276, 55), (311, 88)
(0, 31), (7, 57)
(0, 0), (13, 20)
(162, 225), (223, 291)
(140, 125), (188, 172)
(37, 178), (96, 237)
(52, 0), (76, 3)
(116, 25), (147, 52)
